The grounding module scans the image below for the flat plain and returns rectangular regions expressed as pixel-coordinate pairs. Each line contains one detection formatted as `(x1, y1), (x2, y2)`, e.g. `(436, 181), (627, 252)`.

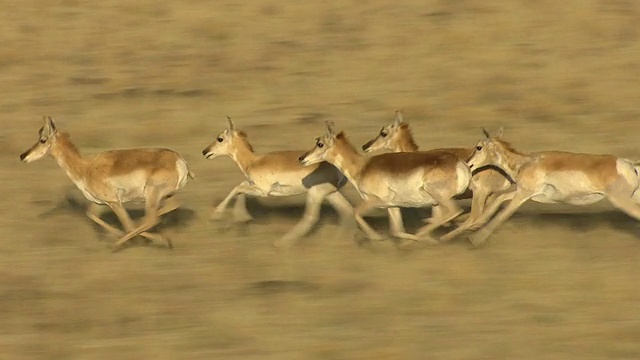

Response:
(2, 1), (640, 359)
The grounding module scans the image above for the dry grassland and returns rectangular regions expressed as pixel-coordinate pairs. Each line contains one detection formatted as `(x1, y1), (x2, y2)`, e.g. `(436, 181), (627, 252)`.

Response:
(1, 0), (640, 359)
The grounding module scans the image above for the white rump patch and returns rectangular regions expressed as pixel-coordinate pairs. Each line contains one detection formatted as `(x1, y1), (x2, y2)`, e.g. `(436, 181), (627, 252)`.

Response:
(175, 159), (189, 190)
(455, 162), (472, 195)
(616, 158), (639, 188)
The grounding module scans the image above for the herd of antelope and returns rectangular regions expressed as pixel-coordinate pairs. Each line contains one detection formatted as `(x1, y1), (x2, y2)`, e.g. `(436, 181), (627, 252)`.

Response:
(20, 114), (640, 252)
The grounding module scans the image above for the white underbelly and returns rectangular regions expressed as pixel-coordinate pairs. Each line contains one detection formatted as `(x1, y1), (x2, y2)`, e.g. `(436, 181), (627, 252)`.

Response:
(254, 179), (308, 197)
(108, 171), (149, 202)
(386, 187), (435, 207)
(532, 193), (605, 205)
(531, 172), (607, 206)
(361, 174), (436, 208)
(532, 184), (605, 206)
(116, 187), (146, 203)
(268, 186), (307, 197)
(70, 177), (105, 204)
(78, 186), (105, 204)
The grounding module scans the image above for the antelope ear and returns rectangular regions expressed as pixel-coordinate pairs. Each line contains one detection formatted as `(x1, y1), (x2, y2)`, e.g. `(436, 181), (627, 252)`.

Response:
(43, 116), (57, 135)
(482, 128), (491, 139)
(325, 120), (335, 136)
(226, 116), (235, 131)
(394, 110), (404, 125)
(495, 127), (504, 139)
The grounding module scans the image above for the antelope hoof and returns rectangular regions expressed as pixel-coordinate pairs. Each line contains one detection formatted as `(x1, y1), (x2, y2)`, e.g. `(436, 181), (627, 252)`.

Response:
(419, 236), (441, 246)
(468, 232), (488, 248)
(439, 232), (459, 243)
(273, 237), (296, 249)
(111, 244), (125, 253)
(467, 222), (484, 231)
(353, 232), (386, 247)
(209, 210), (226, 221)
(397, 239), (418, 250)
(367, 234), (387, 242)
(232, 212), (253, 223)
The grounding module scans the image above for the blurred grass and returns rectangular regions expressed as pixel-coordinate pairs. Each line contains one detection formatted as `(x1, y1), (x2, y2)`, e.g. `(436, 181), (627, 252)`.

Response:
(2, 0), (640, 359)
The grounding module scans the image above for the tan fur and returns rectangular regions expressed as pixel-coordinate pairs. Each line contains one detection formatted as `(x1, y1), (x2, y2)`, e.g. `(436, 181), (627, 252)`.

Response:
(361, 112), (514, 242)
(202, 118), (354, 248)
(466, 130), (640, 247)
(300, 123), (472, 245)
(432, 147), (473, 161)
(247, 151), (327, 176)
(535, 151), (619, 185)
(361, 150), (457, 175)
(396, 124), (420, 151)
(20, 117), (192, 251)
(362, 112), (419, 153)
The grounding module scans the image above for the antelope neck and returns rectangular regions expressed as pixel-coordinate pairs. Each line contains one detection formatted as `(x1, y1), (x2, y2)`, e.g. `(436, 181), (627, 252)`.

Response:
(327, 137), (366, 186)
(494, 145), (528, 179)
(391, 128), (419, 152)
(50, 134), (89, 184)
(229, 138), (259, 177)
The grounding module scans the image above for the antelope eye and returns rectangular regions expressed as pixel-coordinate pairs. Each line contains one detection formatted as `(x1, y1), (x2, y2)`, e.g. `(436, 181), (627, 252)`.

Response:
(380, 131), (387, 137)
(317, 142), (324, 148)
(39, 139), (46, 144)
(217, 137), (223, 142)
(476, 145), (483, 151)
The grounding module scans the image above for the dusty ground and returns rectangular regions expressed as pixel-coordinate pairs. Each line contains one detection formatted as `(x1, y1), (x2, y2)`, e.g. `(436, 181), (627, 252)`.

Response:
(2, 0), (640, 359)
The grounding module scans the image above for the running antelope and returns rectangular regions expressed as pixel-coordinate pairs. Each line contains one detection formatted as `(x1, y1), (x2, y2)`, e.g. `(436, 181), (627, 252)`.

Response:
(361, 111), (513, 242)
(20, 116), (194, 251)
(465, 128), (640, 247)
(201, 117), (354, 248)
(299, 121), (472, 245)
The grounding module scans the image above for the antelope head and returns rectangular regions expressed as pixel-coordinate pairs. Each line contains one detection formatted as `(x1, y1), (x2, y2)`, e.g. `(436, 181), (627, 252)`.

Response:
(202, 116), (248, 160)
(20, 116), (59, 163)
(466, 127), (505, 170)
(361, 110), (405, 153)
(298, 121), (339, 166)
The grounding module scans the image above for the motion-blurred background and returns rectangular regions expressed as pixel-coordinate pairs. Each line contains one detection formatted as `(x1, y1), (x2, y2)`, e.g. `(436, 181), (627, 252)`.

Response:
(2, 1), (640, 359)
